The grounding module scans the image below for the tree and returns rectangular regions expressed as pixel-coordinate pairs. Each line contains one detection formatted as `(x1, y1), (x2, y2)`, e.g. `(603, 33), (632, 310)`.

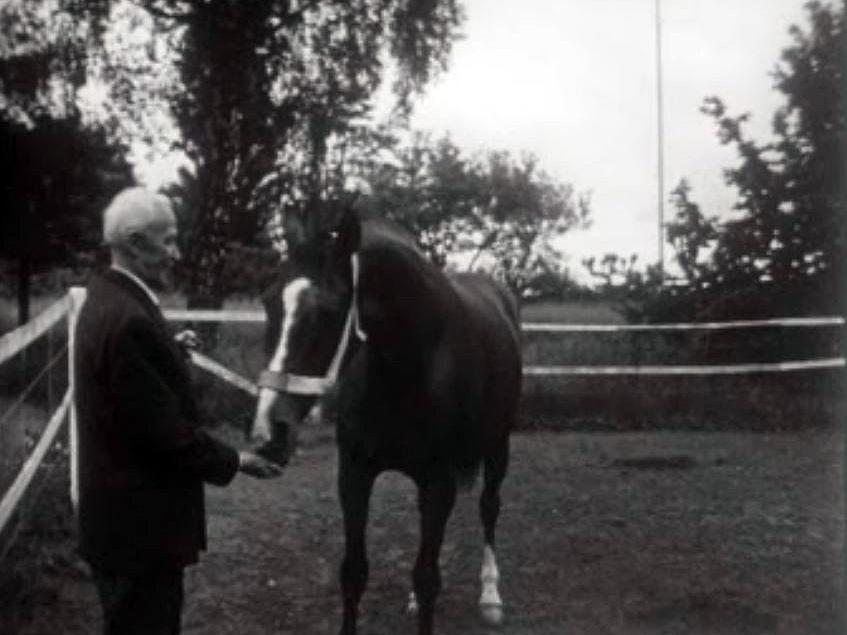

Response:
(360, 134), (590, 297)
(0, 0), (111, 123)
(0, 1), (132, 324)
(612, 0), (846, 321)
(94, 0), (464, 307)
(665, 179), (718, 289)
(669, 0), (844, 316)
(0, 113), (134, 324)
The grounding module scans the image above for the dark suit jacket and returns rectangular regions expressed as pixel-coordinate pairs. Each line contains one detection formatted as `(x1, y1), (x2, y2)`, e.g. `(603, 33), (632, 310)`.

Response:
(74, 269), (240, 573)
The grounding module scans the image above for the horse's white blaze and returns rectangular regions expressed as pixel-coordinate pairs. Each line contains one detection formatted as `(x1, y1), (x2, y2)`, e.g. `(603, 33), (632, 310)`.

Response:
(251, 388), (276, 443)
(251, 277), (311, 441)
(270, 277), (312, 371)
(479, 544), (503, 625)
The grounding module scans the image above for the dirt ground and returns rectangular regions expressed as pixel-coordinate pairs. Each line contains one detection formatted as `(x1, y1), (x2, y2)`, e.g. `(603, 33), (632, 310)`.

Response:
(12, 425), (845, 635)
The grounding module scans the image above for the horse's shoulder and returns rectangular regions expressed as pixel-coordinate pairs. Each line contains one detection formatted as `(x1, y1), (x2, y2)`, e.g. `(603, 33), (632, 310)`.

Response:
(448, 272), (520, 336)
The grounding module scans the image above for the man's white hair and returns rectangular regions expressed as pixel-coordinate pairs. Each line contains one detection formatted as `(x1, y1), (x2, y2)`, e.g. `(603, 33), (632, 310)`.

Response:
(102, 186), (174, 246)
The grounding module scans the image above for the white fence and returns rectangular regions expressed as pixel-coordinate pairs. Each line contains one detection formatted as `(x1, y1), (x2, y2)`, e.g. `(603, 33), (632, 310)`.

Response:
(0, 287), (844, 540)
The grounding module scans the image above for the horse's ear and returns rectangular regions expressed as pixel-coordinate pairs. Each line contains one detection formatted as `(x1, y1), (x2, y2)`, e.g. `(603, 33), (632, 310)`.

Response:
(336, 207), (361, 255)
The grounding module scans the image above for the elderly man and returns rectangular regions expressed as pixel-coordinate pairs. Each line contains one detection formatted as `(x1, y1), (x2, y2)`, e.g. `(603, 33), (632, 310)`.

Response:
(74, 186), (282, 635)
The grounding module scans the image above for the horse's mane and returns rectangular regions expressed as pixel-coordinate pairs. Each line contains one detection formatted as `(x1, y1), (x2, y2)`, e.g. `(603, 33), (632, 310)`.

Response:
(360, 216), (421, 255)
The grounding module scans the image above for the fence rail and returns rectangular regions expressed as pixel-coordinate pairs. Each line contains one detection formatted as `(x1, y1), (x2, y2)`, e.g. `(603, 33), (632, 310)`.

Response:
(523, 357), (845, 376)
(0, 289), (844, 544)
(0, 296), (70, 366)
(0, 390), (72, 535)
(522, 316), (845, 332)
(165, 309), (846, 332)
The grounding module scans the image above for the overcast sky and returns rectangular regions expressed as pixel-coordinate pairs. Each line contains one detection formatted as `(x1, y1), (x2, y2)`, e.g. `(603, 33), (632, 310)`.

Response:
(134, 0), (812, 279)
(406, 0), (811, 277)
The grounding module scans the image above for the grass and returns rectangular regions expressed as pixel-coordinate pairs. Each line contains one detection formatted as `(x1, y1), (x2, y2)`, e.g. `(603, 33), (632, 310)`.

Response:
(0, 396), (75, 635)
(12, 428), (843, 634)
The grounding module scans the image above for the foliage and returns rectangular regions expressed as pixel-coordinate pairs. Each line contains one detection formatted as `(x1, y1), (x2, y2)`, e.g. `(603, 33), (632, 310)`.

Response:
(664, 179), (719, 289)
(93, 0), (464, 307)
(595, 1), (845, 322)
(360, 134), (590, 297)
(0, 0), (111, 123)
(0, 1), (133, 323)
(660, 0), (845, 318)
(0, 113), (134, 321)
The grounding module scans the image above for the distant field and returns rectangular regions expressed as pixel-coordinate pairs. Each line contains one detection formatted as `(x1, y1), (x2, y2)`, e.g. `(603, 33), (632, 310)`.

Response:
(521, 299), (624, 324)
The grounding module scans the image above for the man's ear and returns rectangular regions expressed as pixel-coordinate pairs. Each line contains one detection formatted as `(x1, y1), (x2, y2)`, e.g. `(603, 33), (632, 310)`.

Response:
(124, 231), (147, 256)
(335, 207), (361, 256)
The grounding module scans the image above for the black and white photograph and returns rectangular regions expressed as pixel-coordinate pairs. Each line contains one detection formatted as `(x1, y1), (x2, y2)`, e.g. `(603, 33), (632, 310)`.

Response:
(1, 0), (844, 633)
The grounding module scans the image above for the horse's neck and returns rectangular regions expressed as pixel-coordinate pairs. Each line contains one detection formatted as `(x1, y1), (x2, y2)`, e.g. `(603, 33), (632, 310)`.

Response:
(360, 244), (452, 347)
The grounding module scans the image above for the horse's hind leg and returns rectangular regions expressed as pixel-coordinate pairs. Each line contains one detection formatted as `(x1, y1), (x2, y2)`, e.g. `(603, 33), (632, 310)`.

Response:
(478, 436), (509, 625)
(338, 454), (375, 635)
(412, 474), (457, 635)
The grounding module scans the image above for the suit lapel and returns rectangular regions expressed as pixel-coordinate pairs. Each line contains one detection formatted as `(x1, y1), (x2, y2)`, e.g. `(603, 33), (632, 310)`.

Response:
(103, 269), (165, 324)
(103, 269), (189, 372)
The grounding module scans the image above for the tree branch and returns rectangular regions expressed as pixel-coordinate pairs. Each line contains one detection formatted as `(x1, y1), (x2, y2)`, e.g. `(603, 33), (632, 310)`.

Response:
(132, 1), (192, 24)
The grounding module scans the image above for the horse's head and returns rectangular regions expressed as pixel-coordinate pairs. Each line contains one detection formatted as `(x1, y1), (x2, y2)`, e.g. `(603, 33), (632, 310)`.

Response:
(250, 204), (365, 462)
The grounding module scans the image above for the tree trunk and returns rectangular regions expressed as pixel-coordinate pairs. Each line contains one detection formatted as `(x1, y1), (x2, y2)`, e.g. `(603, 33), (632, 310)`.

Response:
(17, 257), (30, 325)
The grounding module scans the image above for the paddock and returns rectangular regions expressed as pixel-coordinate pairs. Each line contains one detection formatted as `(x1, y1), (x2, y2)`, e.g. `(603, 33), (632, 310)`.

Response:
(1, 293), (843, 634)
(9, 423), (844, 635)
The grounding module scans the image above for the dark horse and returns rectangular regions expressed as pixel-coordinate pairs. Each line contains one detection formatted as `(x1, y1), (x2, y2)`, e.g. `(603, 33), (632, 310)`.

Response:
(250, 206), (522, 635)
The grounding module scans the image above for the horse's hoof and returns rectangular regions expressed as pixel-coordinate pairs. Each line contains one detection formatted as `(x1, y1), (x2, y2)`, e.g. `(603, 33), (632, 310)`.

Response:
(480, 603), (504, 626)
(405, 591), (419, 615)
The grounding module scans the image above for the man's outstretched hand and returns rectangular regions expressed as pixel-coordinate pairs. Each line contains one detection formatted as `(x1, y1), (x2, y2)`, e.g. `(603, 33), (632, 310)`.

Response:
(238, 451), (285, 478)
(174, 329), (201, 354)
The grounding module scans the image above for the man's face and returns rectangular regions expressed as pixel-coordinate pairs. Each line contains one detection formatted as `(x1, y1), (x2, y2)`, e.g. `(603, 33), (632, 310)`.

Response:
(129, 211), (181, 291)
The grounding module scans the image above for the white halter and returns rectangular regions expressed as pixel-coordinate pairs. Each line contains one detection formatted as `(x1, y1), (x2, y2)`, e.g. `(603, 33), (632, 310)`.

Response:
(257, 253), (367, 396)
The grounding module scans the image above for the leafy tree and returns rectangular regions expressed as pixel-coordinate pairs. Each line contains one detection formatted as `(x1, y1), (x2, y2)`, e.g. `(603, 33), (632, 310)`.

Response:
(0, 0), (111, 123)
(665, 179), (718, 289)
(666, 0), (844, 317)
(360, 134), (590, 297)
(95, 0), (464, 307)
(0, 1), (131, 324)
(583, 254), (640, 290)
(0, 113), (134, 324)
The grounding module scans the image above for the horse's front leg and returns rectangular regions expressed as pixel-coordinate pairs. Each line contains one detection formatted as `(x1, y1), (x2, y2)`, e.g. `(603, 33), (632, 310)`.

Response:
(478, 438), (509, 626)
(412, 474), (457, 635)
(338, 452), (375, 635)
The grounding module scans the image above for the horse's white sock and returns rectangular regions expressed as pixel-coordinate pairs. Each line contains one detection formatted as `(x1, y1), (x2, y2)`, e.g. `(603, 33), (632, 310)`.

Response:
(479, 544), (503, 624)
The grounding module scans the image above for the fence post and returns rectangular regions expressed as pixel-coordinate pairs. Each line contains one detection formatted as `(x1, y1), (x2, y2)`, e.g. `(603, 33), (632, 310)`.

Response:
(67, 287), (86, 512)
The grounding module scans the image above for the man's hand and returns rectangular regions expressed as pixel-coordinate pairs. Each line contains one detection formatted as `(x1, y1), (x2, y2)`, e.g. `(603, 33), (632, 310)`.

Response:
(255, 420), (298, 467)
(238, 451), (284, 479)
(174, 329), (201, 351)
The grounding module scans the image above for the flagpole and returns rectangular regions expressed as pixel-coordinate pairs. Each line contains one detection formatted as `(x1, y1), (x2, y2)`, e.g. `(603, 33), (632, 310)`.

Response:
(655, 0), (665, 281)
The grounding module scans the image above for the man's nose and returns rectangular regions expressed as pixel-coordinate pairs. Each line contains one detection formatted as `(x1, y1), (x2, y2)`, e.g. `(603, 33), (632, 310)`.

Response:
(170, 244), (182, 262)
